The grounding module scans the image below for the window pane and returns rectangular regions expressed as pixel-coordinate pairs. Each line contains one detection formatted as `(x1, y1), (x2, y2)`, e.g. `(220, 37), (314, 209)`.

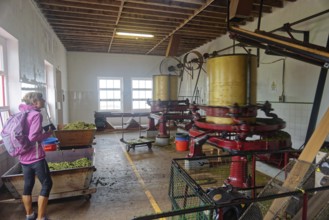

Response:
(144, 101), (150, 109)
(139, 80), (145, 88)
(140, 91), (146, 99)
(132, 80), (139, 89)
(145, 80), (152, 88)
(113, 80), (121, 88)
(107, 101), (114, 109)
(113, 101), (121, 109)
(99, 80), (107, 89)
(0, 45), (4, 71)
(99, 101), (108, 110)
(133, 91), (139, 99)
(133, 100), (150, 109)
(108, 91), (115, 99)
(146, 91), (152, 98)
(106, 80), (114, 89)
(0, 75), (5, 106)
(0, 110), (10, 133)
(114, 91), (121, 99)
(99, 91), (107, 99)
(133, 101), (139, 109)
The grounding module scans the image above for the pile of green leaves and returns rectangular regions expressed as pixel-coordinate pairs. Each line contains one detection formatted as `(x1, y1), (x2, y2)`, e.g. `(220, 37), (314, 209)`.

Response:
(48, 158), (92, 171)
(63, 121), (96, 130)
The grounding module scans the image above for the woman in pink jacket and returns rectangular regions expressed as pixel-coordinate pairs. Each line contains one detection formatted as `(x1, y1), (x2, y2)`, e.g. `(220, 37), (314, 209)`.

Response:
(19, 92), (53, 220)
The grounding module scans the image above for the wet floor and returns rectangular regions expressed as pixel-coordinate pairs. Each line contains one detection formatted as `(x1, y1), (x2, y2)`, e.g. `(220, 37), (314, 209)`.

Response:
(0, 131), (188, 220)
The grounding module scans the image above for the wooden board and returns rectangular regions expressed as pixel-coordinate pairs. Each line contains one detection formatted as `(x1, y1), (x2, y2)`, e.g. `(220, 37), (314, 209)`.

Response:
(264, 107), (329, 219)
(292, 190), (329, 220)
(229, 0), (253, 20)
(230, 26), (329, 61)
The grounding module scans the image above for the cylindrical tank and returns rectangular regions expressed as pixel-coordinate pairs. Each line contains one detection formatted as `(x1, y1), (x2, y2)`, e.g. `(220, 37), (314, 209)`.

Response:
(153, 75), (178, 101)
(206, 54), (257, 124)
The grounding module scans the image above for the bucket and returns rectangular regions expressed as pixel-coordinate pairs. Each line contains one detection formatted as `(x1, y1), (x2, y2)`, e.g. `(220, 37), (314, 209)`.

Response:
(175, 133), (189, 151)
(175, 140), (189, 151)
(43, 144), (57, 151)
(42, 137), (58, 151)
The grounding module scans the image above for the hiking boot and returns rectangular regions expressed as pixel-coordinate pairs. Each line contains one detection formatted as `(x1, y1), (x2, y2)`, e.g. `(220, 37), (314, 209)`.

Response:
(25, 212), (37, 220)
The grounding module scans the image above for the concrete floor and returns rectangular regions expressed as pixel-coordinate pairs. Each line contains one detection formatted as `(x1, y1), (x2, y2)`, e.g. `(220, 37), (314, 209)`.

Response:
(0, 131), (187, 220)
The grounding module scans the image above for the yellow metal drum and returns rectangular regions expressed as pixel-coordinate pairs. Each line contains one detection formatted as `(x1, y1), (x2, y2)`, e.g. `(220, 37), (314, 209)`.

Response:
(206, 54), (257, 124)
(153, 75), (178, 101)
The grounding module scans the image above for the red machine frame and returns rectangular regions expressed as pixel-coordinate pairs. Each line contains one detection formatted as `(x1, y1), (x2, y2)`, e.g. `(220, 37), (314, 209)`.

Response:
(187, 101), (295, 188)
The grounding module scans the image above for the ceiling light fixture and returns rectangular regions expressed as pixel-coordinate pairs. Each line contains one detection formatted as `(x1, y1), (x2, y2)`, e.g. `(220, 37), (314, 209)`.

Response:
(116, 32), (154, 38)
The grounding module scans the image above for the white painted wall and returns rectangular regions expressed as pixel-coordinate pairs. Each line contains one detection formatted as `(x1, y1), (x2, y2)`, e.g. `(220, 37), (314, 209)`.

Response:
(67, 52), (164, 124)
(0, 0), (68, 123)
(0, 0), (67, 187)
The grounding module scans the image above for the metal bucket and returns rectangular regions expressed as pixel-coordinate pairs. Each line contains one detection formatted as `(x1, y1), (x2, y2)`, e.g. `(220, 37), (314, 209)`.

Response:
(206, 54), (257, 124)
(153, 75), (178, 101)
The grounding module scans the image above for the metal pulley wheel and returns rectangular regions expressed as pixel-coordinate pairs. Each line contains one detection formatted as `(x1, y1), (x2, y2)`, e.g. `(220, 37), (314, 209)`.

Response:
(183, 50), (204, 72)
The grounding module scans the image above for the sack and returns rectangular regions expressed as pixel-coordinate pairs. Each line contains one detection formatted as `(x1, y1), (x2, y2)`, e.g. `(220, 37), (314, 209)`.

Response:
(1, 111), (31, 157)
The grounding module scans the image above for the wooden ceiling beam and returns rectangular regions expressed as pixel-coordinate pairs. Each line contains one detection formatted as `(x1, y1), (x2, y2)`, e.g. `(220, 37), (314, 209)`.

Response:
(146, 0), (216, 55)
(56, 32), (113, 37)
(165, 34), (181, 57)
(33, 0), (294, 55)
(119, 20), (179, 29)
(108, 0), (125, 52)
(124, 2), (195, 15)
(121, 9), (189, 19)
(47, 18), (115, 27)
(61, 37), (111, 41)
(120, 13), (184, 23)
(50, 21), (114, 29)
(125, 0), (202, 9)
(254, 0), (284, 8)
(36, 0), (120, 12)
(38, 0), (121, 7)
(41, 7), (119, 18)
(44, 11), (118, 21)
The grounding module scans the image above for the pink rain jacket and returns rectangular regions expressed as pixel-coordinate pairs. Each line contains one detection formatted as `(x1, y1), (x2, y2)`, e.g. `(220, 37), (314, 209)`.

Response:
(18, 104), (52, 164)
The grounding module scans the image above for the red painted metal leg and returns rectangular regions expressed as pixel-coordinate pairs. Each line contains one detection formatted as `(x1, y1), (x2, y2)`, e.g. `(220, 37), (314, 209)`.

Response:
(227, 156), (249, 188)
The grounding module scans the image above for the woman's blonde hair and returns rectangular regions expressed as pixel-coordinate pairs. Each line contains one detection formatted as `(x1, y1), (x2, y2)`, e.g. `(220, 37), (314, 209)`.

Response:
(22, 92), (44, 105)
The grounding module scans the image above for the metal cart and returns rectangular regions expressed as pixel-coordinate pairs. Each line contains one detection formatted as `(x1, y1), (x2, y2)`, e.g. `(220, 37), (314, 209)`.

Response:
(1, 148), (96, 202)
(119, 114), (154, 152)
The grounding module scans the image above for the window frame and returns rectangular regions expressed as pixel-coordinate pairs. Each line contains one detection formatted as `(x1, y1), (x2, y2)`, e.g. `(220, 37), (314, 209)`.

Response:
(0, 36), (9, 145)
(97, 77), (123, 112)
(0, 36), (8, 108)
(131, 78), (152, 111)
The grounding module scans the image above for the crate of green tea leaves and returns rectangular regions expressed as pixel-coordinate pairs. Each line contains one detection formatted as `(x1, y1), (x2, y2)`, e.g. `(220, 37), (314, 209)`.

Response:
(55, 121), (96, 147)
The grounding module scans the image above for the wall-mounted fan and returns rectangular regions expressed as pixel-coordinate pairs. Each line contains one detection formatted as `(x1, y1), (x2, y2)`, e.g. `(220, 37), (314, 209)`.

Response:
(159, 56), (184, 76)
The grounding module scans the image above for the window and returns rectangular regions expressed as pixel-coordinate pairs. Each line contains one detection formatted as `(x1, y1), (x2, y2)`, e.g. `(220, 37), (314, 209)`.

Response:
(132, 78), (152, 110)
(0, 37), (8, 107)
(21, 83), (46, 98)
(98, 77), (122, 111)
(0, 36), (9, 143)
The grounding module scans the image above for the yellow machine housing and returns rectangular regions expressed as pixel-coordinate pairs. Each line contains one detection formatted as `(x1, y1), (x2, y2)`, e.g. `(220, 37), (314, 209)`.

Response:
(153, 75), (178, 101)
(206, 54), (257, 124)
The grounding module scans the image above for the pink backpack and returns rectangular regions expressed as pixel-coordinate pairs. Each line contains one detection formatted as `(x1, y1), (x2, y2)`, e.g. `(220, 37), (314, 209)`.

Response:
(1, 111), (31, 157)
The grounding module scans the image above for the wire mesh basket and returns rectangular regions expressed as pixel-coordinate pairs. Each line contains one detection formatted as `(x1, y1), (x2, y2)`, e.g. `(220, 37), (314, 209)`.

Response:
(168, 155), (267, 220)
(133, 153), (329, 220)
